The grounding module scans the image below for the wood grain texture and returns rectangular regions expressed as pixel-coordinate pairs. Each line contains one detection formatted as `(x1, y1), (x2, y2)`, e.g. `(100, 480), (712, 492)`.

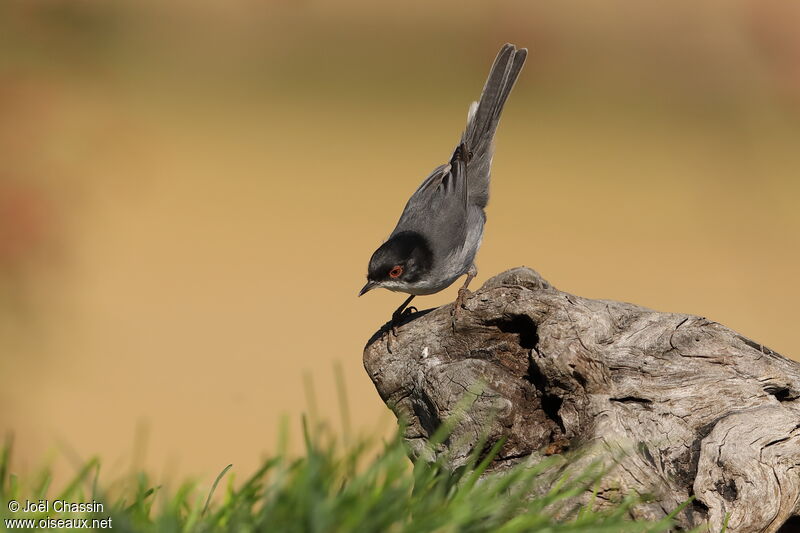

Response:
(363, 267), (800, 532)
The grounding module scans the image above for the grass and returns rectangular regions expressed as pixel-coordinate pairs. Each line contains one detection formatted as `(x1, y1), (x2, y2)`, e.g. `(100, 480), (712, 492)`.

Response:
(0, 371), (690, 532)
(0, 415), (684, 533)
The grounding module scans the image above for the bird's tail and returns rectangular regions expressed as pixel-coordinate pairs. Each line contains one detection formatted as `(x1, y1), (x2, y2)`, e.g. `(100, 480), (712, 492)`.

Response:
(463, 43), (527, 159)
(456, 44), (526, 208)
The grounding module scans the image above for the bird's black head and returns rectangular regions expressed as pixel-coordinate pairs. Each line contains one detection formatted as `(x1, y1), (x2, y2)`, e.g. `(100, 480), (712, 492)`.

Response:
(359, 231), (433, 295)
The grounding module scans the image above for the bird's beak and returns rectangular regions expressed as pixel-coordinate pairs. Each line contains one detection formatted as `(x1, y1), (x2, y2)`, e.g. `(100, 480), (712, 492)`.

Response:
(359, 280), (378, 297)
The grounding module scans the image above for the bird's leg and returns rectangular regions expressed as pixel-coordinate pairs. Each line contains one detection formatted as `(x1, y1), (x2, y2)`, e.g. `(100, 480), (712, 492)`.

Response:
(452, 264), (477, 330)
(387, 294), (416, 353)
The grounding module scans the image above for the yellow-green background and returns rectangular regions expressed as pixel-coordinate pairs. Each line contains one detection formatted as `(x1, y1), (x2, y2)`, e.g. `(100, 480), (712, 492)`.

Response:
(1, 0), (799, 484)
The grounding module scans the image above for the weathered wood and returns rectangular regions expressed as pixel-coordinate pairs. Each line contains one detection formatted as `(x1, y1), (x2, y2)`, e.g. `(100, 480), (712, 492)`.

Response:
(363, 267), (800, 532)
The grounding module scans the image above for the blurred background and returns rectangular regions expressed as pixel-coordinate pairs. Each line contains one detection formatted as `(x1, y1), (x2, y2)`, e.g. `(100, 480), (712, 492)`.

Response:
(1, 0), (799, 486)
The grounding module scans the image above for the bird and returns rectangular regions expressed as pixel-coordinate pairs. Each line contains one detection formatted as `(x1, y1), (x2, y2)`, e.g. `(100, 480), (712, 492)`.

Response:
(359, 43), (527, 350)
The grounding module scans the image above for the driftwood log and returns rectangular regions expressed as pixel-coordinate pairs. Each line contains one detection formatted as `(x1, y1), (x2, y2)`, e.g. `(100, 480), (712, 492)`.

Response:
(363, 268), (800, 533)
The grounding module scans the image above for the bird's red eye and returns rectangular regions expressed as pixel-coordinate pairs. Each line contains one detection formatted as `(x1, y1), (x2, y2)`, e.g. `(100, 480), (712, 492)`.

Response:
(389, 265), (403, 278)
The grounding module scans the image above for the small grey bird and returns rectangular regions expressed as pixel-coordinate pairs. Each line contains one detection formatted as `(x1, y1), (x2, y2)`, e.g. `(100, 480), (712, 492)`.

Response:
(359, 44), (527, 346)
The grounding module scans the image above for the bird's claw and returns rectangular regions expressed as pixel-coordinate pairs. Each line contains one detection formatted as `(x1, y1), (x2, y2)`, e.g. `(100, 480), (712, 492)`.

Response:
(392, 305), (418, 322)
(457, 287), (470, 304)
(387, 306), (418, 353)
(451, 288), (472, 331)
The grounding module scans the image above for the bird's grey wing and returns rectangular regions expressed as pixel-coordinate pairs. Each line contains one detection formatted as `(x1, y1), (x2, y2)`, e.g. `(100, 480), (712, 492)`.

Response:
(391, 152), (470, 250)
(460, 43), (527, 209)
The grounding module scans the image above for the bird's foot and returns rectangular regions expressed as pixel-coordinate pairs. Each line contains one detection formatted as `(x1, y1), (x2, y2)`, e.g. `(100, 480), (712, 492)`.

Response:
(451, 288), (471, 331)
(392, 305), (418, 325)
(387, 306), (418, 353)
